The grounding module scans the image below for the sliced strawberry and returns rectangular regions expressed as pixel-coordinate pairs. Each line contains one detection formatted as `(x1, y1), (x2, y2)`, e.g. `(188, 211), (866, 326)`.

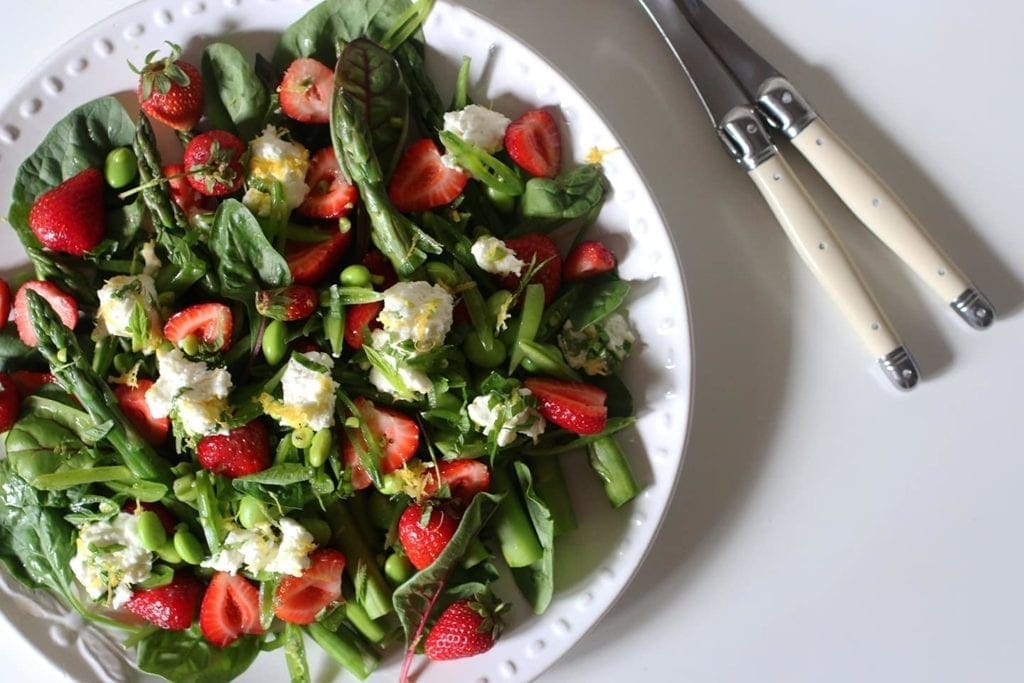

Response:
(563, 240), (616, 281)
(361, 250), (398, 290)
(197, 419), (271, 478)
(122, 501), (178, 534)
(498, 234), (563, 305)
(524, 377), (607, 435)
(28, 167), (106, 256)
(199, 572), (264, 647)
(274, 548), (346, 625)
(342, 397), (420, 490)
(343, 301), (383, 350)
(424, 460), (491, 505)
(286, 227), (353, 285)
(114, 379), (170, 446)
(388, 139), (469, 212)
(125, 572), (204, 631)
(9, 370), (54, 397)
(0, 373), (20, 433)
(0, 278), (11, 323)
(183, 130), (246, 196)
(135, 43), (204, 132)
(505, 109), (562, 178)
(163, 302), (234, 353)
(13, 280), (79, 347)
(162, 163), (204, 216)
(398, 503), (459, 570)
(255, 285), (318, 322)
(298, 147), (358, 219)
(279, 58), (334, 125)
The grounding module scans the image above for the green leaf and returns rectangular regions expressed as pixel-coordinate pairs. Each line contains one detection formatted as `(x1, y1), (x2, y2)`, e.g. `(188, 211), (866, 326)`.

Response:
(209, 199), (292, 300)
(519, 163), (607, 228)
(568, 278), (630, 330)
(511, 461), (555, 614)
(202, 43), (269, 141)
(336, 37), (409, 173)
(392, 492), (504, 645)
(0, 333), (36, 371)
(135, 625), (261, 683)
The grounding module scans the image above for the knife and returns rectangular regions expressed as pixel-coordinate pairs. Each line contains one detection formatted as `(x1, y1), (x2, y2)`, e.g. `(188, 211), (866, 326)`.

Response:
(677, 0), (995, 330)
(638, 0), (920, 389)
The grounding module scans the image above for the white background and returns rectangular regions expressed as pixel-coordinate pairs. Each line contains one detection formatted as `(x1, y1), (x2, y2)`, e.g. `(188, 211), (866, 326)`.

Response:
(1, 1), (1023, 681)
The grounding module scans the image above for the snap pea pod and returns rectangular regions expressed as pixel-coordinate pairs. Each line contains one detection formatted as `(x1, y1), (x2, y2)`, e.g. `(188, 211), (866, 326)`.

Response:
(306, 623), (378, 681)
(451, 56), (472, 110)
(26, 291), (172, 485)
(439, 130), (524, 197)
(588, 435), (640, 508)
(490, 462), (544, 568)
(284, 623), (311, 683)
(528, 456), (578, 536)
(517, 339), (582, 381)
(326, 500), (393, 620)
(509, 283), (545, 373)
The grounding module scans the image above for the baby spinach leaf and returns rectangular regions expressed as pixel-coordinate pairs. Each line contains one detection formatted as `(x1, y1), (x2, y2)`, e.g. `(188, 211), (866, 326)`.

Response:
(273, 0), (418, 70)
(136, 626), (261, 683)
(392, 492), (504, 645)
(202, 43), (269, 141)
(519, 163), (607, 228)
(511, 461), (555, 614)
(209, 199), (292, 300)
(568, 278), (630, 330)
(0, 333), (36, 371)
(336, 37), (409, 173)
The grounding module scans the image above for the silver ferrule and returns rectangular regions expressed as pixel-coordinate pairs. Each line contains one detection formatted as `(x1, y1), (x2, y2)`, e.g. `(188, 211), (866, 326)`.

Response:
(717, 105), (777, 171)
(756, 76), (817, 139)
(878, 346), (920, 391)
(951, 287), (995, 329)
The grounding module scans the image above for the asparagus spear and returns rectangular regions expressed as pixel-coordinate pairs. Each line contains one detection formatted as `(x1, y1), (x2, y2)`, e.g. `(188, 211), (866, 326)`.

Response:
(26, 290), (172, 484)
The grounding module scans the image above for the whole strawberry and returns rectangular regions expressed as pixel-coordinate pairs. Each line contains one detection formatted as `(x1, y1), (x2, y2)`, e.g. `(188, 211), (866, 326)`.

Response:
(183, 130), (246, 197)
(28, 167), (105, 256)
(134, 42), (204, 131)
(398, 503), (458, 570)
(255, 285), (318, 321)
(197, 419), (271, 477)
(425, 598), (507, 661)
(124, 572), (204, 630)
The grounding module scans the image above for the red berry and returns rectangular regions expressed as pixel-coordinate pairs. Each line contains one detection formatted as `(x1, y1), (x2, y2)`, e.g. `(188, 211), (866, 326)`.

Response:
(161, 163), (205, 216)
(274, 548), (346, 625)
(425, 599), (504, 661)
(505, 109), (562, 178)
(563, 240), (616, 281)
(114, 379), (170, 446)
(361, 250), (398, 290)
(0, 373), (21, 433)
(183, 130), (246, 196)
(135, 43), (204, 131)
(13, 280), (79, 347)
(199, 572), (263, 647)
(0, 278), (11, 323)
(125, 572), (204, 631)
(343, 301), (383, 350)
(279, 58), (334, 124)
(498, 234), (563, 305)
(523, 377), (608, 435)
(196, 419), (271, 478)
(388, 139), (469, 212)
(9, 370), (54, 397)
(298, 147), (358, 219)
(255, 285), (318, 322)
(398, 503), (459, 571)
(28, 167), (106, 256)
(424, 460), (491, 505)
(286, 227), (353, 285)
(342, 397), (420, 490)
(163, 302), (234, 353)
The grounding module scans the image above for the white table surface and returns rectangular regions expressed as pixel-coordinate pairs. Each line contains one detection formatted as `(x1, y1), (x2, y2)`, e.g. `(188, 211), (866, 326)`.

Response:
(2, 1), (1023, 681)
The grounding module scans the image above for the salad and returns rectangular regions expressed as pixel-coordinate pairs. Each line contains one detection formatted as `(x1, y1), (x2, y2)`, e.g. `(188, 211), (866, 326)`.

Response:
(0, 0), (642, 680)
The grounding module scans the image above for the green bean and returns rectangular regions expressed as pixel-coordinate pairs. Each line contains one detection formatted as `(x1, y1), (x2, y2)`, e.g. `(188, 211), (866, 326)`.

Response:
(104, 147), (139, 189)
(173, 529), (205, 565)
(136, 510), (168, 551)
(308, 429), (333, 468)
(262, 319), (288, 365)
(463, 330), (506, 368)
(339, 265), (372, 288)
(384, 552), (415, 585)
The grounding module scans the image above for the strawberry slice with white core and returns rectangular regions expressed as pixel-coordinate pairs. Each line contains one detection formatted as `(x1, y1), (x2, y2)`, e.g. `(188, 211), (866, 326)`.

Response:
(388, 139), (469, 212)
(279, 58), (334, 124)
(274, 548), (346, 624)
(343, 397), (420, 489)
(163, 302), (234, 353)
(298, 147), (358, 219)
(523, 377), (608, 435)
(505, 109), (562, 178)
(199, 572), (264, 647)
(13, 280), (79, 347)
(114, 379), (170, 446)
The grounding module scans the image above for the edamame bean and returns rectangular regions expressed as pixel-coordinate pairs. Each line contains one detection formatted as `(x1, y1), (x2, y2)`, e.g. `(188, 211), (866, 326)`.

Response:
(238, 495), (269, 529)
(173, 529), (205, 565)
(463, 330), (507, 368)
(155, 542), (182, 564)
(262, 319), (288, 365)
(136, 510), (168, 551)
(339, 264), (372, 288)
(172, 473), (197, 502)
(487, 290), (514, 319)
(292, 426), (314, 449)
(309, 429), (333, 468)
(299, 518), (332, 546)
(486, 185), (515, 213)
(425, 262), (457, 287)
(104, 147), (138, 189)
(384, 553), (415, 585)
(179, 333), (201, 357)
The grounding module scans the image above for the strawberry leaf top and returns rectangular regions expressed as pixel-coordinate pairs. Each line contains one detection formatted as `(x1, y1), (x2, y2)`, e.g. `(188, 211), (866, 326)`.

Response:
(132, 42), (192, 102)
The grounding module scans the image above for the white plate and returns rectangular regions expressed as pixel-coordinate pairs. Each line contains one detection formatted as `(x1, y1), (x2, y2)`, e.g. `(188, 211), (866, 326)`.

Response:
(0, 1), (693, 681)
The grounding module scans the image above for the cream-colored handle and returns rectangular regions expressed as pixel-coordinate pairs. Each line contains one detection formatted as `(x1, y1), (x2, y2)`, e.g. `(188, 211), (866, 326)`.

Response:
(790, 118), (968, 303)
(749, 154), (901, 359)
